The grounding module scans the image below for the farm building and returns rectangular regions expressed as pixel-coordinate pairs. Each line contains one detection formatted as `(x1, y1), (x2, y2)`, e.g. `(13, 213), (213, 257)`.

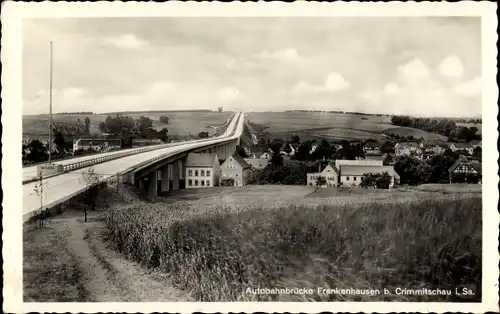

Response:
(185, 153), (220, 189)
(339, 165), (400, 188)
(73, 138), (121, 152)
(448, 155), (482, 184)
(394, 142), (422, 157)
(220, 154), (253, 187)
(448, 143), (474, 155)
(469, 140), (482, 148)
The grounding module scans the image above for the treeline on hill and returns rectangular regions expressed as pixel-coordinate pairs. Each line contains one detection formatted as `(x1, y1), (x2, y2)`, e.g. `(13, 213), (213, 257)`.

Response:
(98, 114), (169, 148)
(52, 111), (94, 115)
(284, 110), (385, 116)
(390, 116), (481, 143)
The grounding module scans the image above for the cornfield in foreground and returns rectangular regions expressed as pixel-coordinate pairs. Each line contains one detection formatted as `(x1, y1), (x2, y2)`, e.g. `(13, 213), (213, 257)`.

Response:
(105, 196), (481, 302)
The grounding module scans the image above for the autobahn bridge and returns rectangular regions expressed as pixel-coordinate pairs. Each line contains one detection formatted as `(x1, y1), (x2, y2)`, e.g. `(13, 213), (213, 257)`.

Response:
(23, 112), (245, 222)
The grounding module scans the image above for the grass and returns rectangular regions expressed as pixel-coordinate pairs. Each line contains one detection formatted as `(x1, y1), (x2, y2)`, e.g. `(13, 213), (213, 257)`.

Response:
(23, 111), (232, 139)
(246, 112), (447, 141)
(23, 226), (88, 302)
(105, 193), (481, 302)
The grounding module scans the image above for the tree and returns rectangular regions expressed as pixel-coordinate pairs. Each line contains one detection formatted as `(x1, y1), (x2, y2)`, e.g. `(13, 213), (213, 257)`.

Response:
(295, 140), (312, 161)
(84, 117), (91, 133)
(270, 152), (283, 167)
(98, 121), (107, 133)
(157, 127), (169, 142)
(198, 131), (209, 138)
(383, 153), (394, 165)
(290, 135), (301, 144)
(53, 131), (66, 153)
(27, 139), (48, 162)
(236, 145), (248, 158)
(136, 116), (154, 134)
(159, 116), (170, 124)
(33, 176), (48, 228)
(315, 175), (327, 187)
(79, 167), (103, 222)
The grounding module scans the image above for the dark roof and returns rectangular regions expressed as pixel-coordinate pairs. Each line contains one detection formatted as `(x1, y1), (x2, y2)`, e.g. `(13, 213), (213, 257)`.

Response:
(469, 140), (482, 146)
(185, 153), (218, 167)
(450, 142), (473, 149)
(340, 165), (400, 179)
(229, 154), (251, 169)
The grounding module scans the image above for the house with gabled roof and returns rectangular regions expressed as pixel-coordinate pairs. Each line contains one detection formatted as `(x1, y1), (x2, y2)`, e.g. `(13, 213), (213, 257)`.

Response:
(448, 155), (482, 184)
(185, 153), (220, 188)
(448, 142), (474, 155)
(307, 162), (340, 187)
(220, 154), (253, 186)
(339, 165), (400, 188)
(469, 140), (482, 148)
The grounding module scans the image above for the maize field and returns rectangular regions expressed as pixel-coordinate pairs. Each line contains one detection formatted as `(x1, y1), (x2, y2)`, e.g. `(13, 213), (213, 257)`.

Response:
(105, 195), (481, 302)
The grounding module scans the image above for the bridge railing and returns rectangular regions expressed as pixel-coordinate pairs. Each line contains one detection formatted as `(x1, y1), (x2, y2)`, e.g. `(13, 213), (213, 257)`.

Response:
(23, 114), (240, 184)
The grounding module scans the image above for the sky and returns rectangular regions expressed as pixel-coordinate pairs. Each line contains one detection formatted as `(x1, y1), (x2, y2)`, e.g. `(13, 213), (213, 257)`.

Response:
(23, 17), (482, 117)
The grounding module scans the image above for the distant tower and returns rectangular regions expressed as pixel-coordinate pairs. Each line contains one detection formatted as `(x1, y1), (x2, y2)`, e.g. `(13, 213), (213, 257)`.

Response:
(218, 106), (223, 113)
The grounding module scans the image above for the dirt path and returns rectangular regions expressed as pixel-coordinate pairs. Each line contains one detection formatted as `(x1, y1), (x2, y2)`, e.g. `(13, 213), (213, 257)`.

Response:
(27, 212), (191, 302)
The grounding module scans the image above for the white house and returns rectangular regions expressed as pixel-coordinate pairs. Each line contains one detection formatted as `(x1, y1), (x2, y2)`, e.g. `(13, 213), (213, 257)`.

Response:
(339, 165), (400, 188)
(307, 162), (340, 187)
(394, 142), (422, 156)
(448, 143), (474, 155)
(244, 158), (269, 170)
(220, 154), (253, 186)
(185, 153), (220, 188)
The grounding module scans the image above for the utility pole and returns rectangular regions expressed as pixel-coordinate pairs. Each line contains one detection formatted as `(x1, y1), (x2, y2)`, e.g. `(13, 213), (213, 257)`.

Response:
(48, 41), (53, 164)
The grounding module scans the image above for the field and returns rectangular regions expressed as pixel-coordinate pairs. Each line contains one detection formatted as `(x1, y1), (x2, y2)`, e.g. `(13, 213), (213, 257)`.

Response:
(22, 111), (233, 140)
(246, 112), (448, 142)
(104, 185), (481, 302)
(24, 184), (481, 302)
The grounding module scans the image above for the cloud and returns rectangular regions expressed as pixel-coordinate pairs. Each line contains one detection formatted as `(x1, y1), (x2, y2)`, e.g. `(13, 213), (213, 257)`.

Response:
(258, 48), (300, 61)
(454, 77), (481, 96)
(292, 72), (350, 94)
(360, 59), (481, 117)
(438, 55), (465, 78)
(104, 34), (150, 49)
(384, 83), (400, 95)
(397, 58), (431, 80)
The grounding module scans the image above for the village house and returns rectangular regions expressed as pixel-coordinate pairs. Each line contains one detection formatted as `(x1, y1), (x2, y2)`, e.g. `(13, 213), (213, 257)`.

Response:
(306, 159), (400, 188)
(244, 158), (269, 170)
(220, 154), (253, 186)
(394, 142), (422, 157)
(469, 140), (482, 149)
(448, 155), (482, 184)
(185, 153), (221, 189)
(307, 162), (340, 188)
(73, 138), (122, 152)
(247, 146), (273, 159)
(448, 142), (474, 155)
(363, 143), (381, 155)
(339, 165), (400, 188)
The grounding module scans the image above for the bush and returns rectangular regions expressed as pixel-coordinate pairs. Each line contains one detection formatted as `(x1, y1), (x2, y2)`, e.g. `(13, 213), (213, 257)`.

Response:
(106, 196), (481, 302)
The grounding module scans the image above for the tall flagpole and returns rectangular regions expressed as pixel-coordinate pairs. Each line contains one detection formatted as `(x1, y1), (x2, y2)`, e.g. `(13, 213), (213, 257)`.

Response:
(48, 41), (53, 163)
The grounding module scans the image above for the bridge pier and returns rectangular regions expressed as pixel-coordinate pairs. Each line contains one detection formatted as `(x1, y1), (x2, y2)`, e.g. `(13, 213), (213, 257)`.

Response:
(172, 160), (180, 190)
(161, 165), (170, 192)
(147, 170), (158, 200)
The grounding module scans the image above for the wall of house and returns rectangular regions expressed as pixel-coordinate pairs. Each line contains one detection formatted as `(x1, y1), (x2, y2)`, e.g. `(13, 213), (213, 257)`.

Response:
(220, 157), (252, 186)
(340, 174), (396, 188)
(186, 166), (214, 188)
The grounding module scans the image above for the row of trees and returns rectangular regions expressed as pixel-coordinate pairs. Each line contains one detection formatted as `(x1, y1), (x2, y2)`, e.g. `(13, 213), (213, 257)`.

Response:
(390, 115), (480, 143)
(97, 114), (169, 148)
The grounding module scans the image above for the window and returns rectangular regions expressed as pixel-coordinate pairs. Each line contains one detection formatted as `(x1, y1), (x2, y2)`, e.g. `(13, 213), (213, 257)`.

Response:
(188, 179), (192, 186)
(195, 180), (199, 186)
(201, 180), (205, 186)
(201, 170), (205, 176)
(188, 169), (192, 176)
(206, 180), (210, 187)
(346, 176), (350, 181)
(353, 177), (357, 181)
(206, 170), (210, 176)
(195, 170), (199, 176)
